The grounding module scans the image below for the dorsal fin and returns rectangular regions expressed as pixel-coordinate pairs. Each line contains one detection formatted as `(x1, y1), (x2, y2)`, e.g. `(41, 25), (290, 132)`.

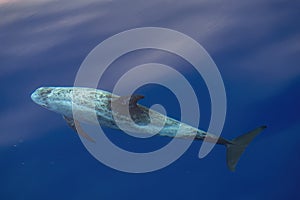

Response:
(112, 95), (144, 108)
(111, 95), (149, 126)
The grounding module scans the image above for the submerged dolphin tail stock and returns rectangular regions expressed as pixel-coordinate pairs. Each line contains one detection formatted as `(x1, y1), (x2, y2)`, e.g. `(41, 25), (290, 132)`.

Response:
(225, 125), (267, 171)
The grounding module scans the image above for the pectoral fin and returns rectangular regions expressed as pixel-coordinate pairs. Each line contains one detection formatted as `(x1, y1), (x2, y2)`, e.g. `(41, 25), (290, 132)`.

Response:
(63, 115), (95, 143)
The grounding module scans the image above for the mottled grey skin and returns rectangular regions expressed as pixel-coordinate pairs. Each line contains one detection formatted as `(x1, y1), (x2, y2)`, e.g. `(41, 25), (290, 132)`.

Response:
(31, 87), (266, 171)
(31, 87), (221, 141)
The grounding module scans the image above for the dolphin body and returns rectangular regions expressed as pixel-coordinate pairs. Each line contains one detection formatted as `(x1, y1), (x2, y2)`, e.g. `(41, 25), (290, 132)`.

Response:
(31, 86), (266, 171)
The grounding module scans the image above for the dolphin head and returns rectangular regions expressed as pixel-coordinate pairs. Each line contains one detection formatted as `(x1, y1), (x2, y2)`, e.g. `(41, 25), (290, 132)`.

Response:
(31, 87), (55, 107)
(31, 87), (110, 123)
(31, 87), (73, 116)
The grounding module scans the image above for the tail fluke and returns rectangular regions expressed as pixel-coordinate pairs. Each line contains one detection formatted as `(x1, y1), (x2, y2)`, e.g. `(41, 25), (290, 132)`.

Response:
(226, 125), (267, 171)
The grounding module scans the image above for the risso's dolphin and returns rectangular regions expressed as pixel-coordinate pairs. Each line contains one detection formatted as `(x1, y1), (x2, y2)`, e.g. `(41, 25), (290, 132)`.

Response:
(31, 86), (266, 171)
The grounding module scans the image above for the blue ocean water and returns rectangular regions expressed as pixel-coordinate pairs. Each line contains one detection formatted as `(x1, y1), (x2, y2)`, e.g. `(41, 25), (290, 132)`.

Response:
(1, 1), (299, 199)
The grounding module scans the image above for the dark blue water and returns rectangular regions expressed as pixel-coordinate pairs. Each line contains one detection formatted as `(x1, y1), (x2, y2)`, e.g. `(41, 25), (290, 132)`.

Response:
(1, 1), (299, 199)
